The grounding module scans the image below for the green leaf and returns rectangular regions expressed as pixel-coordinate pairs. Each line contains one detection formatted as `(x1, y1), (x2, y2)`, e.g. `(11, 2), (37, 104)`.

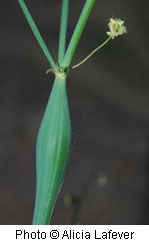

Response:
(18, 0), (56, 69)
(33, 77), (72, 225)
(62, 0), (96, 67)
(58, 0), (69, 64)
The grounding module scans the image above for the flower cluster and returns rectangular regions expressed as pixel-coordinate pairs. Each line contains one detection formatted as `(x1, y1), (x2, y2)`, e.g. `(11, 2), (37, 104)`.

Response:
(107, 18), (127, 39)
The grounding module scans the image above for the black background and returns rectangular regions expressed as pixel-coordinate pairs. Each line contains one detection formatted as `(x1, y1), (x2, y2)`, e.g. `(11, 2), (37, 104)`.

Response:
(0, 0), (149, 224)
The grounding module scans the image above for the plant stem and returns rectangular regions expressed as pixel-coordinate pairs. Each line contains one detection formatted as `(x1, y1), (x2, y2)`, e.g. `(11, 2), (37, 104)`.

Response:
(58, 0), (69, 64)
(71, 37), (111, 69)
(18, 0), (57, 69)
(61, 0), (96, 67)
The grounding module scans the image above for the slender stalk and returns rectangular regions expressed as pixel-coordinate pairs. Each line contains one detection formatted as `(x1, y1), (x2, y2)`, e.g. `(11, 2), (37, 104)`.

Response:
(58, 0), (69, 64)
(18, 0), (57, 69)
(62, 0), (96, 67)
(72, 37), (111, 69)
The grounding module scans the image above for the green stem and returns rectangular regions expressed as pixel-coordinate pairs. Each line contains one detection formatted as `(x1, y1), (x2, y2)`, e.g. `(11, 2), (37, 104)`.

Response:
(18, 0), (57, 69)
(62, 0), (96, 67)
(58, 0), (69, 64)
(72, 37), (111, 69)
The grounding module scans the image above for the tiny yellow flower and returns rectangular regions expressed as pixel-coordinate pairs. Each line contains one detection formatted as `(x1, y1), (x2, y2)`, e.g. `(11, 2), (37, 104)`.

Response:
(107, 18), (127, 39)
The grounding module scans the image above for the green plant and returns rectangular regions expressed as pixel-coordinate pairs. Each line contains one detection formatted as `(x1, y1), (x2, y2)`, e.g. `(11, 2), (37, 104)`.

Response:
(18, 0), (127, 225)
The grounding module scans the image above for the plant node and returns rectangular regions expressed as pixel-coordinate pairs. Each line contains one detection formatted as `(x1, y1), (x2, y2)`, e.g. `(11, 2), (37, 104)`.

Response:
(46, 63), (70, 78)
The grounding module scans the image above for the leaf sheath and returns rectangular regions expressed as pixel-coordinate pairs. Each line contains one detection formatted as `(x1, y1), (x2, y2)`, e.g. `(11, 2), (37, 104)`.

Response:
(33, 77), (72, 224)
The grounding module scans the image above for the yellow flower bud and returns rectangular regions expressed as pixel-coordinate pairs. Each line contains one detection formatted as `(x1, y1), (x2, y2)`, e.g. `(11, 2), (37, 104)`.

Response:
(107, 18), (127, 39)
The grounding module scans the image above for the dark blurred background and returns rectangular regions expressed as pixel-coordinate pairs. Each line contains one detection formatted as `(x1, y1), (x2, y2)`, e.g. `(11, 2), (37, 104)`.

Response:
(0, 0), (149, 224)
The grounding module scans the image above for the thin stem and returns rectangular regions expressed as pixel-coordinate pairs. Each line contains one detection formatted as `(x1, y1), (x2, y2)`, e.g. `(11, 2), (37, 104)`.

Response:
(72, 37), (111, 69)
(58, 0), (69, 64)
(18, 0), (57, 69)
(62, 0), (96, 67)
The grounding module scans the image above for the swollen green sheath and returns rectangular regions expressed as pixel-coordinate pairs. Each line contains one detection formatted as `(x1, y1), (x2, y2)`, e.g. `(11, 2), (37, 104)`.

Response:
(33, 76), (71, 224)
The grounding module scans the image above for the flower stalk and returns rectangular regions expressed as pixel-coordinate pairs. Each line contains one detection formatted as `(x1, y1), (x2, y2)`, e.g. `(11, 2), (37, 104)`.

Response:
(71, 37), (111, 69)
